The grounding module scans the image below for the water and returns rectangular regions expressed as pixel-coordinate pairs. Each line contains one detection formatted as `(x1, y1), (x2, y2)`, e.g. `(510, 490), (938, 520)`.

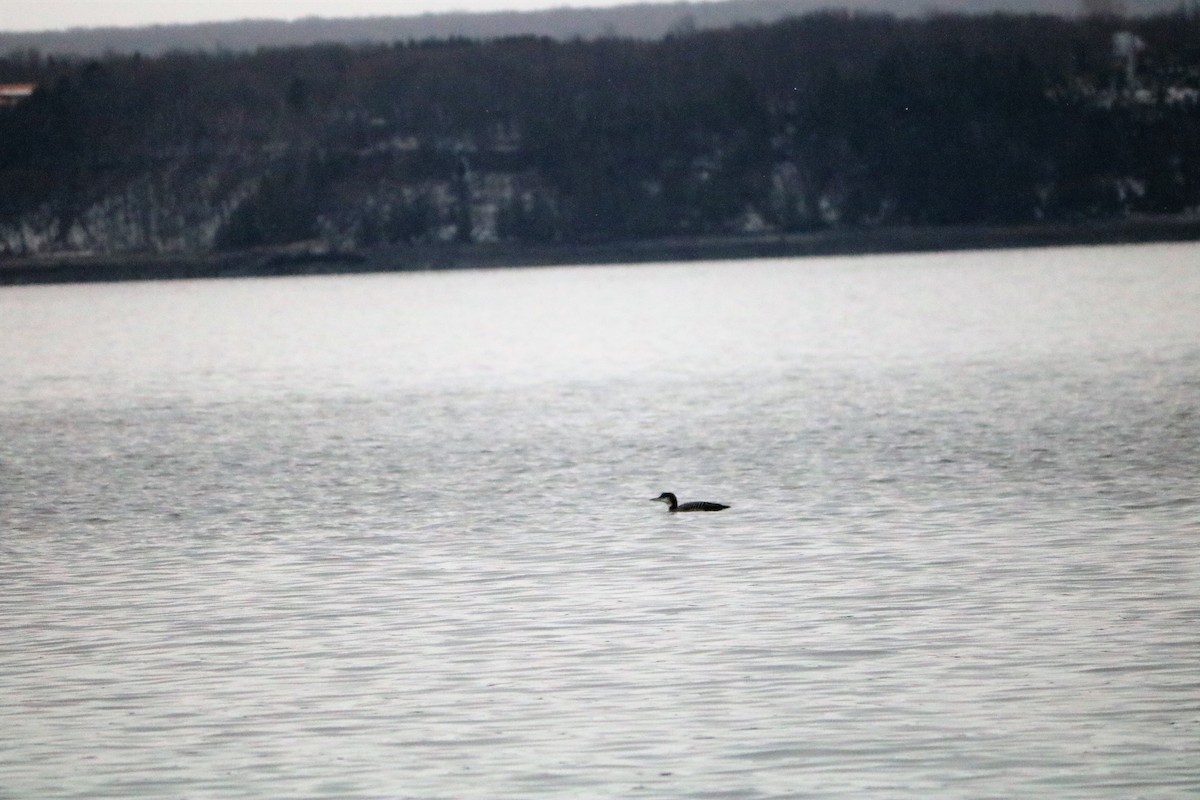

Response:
(1, 243), (1198, 798)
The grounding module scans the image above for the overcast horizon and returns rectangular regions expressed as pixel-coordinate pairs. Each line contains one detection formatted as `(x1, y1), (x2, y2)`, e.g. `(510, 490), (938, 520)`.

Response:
(0, 0), (1175, 34)
(9, 0), (686, 33)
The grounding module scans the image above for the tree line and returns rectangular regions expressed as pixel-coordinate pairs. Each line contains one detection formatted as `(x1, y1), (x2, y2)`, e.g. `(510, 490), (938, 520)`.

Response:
(1, 10), (1198, 256)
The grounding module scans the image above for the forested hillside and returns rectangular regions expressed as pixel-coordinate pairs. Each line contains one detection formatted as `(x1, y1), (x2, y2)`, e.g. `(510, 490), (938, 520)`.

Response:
(1, 10), (1198, 259)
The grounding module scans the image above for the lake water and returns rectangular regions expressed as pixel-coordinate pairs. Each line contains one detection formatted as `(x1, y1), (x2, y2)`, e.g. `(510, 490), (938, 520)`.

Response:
(1, 243), (1198, 799)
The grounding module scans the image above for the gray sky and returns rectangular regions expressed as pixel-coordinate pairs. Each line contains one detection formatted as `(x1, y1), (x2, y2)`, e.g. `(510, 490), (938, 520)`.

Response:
(0, 0), (702, 33)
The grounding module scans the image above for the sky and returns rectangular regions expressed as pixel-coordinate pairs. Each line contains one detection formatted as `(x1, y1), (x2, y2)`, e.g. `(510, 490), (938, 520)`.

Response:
(0, 0), (692, 33)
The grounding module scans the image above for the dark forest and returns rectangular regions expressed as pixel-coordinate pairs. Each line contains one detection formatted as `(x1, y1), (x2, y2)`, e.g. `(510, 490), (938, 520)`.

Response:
(1, 10), (1198, 259)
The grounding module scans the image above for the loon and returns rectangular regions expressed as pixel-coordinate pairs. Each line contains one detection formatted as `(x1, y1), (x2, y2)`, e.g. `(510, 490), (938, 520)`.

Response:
(651, 492), (729, 512)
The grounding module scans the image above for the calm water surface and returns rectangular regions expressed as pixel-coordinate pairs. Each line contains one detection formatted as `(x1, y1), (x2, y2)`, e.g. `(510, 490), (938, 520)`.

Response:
(1, 244), (1198, 798)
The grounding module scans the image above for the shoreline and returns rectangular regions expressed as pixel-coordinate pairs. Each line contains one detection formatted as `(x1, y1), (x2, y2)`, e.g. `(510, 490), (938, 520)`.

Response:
(2, 216), (1198, 286)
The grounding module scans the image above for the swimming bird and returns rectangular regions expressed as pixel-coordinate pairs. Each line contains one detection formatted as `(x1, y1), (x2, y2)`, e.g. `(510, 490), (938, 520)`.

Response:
(651, 492), (729, 512)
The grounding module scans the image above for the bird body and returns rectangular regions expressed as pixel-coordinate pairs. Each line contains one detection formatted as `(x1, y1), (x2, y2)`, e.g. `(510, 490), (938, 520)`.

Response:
(651, 492), (729, 512)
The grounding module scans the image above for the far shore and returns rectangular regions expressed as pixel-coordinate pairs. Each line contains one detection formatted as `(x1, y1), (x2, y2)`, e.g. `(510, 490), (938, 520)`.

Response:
(2, 215), (1198, 286)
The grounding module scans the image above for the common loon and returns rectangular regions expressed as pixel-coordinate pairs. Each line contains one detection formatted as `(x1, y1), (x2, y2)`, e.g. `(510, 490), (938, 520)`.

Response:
(651, 492), (729, 512)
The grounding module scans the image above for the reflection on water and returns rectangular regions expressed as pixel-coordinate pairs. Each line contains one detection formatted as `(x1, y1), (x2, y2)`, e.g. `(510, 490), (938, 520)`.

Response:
(1, 244), (1198, 798)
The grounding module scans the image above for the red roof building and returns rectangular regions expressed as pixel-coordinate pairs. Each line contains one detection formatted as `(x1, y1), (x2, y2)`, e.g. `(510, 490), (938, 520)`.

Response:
(0, 83), (36, 108)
